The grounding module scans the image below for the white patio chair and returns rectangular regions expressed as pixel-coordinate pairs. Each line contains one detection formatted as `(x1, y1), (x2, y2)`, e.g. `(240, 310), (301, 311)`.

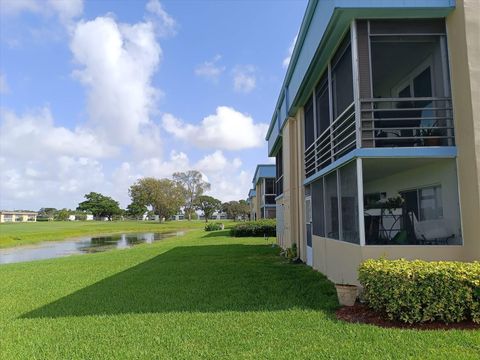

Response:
(408, 212), (455, 245)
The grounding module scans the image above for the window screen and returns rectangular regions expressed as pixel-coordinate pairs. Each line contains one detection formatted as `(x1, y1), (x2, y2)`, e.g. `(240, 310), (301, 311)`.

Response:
(325, 172), (339, 239)
(340, 162), (359, 244)
(419, 185), (443, 220)
(331, 41), (353, 119)
(312, 179), (325, 236)
(265, 179), (275, 194)
(315, 72), (330, 137)
(304, 95), (315, 150)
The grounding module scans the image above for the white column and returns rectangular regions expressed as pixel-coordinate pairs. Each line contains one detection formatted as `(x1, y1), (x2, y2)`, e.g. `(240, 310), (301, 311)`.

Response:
(356, 158), (366, 246)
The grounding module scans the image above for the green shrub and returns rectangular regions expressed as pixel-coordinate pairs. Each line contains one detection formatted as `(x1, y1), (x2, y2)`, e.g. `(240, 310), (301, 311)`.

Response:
(230, 219), (276, 237)
(359, 259), (480, 324)
(204, 223), (224, 231)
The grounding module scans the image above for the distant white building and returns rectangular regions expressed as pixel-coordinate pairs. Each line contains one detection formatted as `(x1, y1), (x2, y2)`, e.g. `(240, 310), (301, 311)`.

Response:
(86, 214), (94, 221)
(0, 211), (37, 223)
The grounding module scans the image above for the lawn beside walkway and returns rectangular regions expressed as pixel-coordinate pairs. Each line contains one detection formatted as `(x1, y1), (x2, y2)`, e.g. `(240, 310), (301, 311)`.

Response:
(0, 220), (208, 248)
(1, 229), (479, 359)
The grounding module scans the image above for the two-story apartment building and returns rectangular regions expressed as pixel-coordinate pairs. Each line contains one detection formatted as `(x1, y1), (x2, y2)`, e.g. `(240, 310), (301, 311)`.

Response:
(249, 165), (277, 220)
(0, 211), (37, 223)
(267, 0), (479, 284)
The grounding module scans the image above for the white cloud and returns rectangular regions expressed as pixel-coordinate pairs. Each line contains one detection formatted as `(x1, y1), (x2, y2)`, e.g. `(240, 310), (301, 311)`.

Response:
(47, 0), (83, 27)
(0, 108), (116, 160)
(0, 73), (9, 94)
(162, 106), (269, 150)
(0, 0), (42, 15)
(0, 0), (83, 26)
(282, 35), (297, 69)
(195, 55), (225, 82)
(145, 0), (177, 37)
(232, 65), (256, 93)
(195, 150), (241, 173)
(70, 15), (163, 155)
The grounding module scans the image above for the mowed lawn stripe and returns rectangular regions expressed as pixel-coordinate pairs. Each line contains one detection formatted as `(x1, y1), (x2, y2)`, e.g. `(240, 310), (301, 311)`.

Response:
(1, 229), (479, 359)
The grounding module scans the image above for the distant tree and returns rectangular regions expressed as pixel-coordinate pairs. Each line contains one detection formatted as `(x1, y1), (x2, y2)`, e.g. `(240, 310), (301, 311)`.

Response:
(222, 200), (250, 221)
(129, 178), (185, 221)
(55, 209), (70, 221)
(194, 195), (222, 222)
(237, 200), (250, 221)
(126, 201), (147, 220)
(222, 201), (240, 220)
(77, 192), (121, 221)
(172, 170), (211, 221)
(38, 207), (57, 220)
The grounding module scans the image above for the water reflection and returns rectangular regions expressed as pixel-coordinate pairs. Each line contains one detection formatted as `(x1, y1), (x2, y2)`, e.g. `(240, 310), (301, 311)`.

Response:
(0, 232), (184, 264)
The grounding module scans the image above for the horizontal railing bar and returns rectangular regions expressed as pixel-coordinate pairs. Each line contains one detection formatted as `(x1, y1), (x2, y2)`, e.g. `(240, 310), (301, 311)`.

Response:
(361, 107), (452, 113)
(369, 126), (454, 131)
(363, 136), (455, 141)
(332, 140), (356, 158)
(314, 102), (355, 139)
(360, 97), (451, 102)
(361, 117), (453, 122)
(333, 134), (356, 151)
(317, 141), (331, 155)
(331, 122), (355, 141)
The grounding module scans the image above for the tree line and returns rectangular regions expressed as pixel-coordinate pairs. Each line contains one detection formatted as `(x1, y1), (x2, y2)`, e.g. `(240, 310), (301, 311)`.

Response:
(40, 170), (250, 222)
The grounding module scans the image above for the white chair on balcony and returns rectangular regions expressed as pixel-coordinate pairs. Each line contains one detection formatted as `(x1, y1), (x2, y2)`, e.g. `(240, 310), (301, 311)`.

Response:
(408, 212), (455, 245)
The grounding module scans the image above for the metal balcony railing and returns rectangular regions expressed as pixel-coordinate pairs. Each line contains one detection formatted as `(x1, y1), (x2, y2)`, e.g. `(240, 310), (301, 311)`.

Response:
(304, 97), (455, 179)
(360, 97), (454, 148)
(305, 102), (356, 178)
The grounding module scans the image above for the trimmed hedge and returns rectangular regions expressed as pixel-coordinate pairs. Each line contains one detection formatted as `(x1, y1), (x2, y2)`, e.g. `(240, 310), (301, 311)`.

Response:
(230, 219), (276, 237)
(204, 223), (224, 231)
(359, 259), (480, 324)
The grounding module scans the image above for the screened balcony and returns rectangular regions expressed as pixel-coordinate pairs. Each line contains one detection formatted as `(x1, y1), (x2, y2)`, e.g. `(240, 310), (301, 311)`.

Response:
(308, 157), (462, 246)
(304, 19), (454, 179)
(362, 158), (462, 245)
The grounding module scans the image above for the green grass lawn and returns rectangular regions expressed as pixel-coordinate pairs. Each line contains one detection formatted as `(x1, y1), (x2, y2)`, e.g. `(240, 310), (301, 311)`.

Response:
(0, 228), (479, 359)
(0, 220), (211, 248)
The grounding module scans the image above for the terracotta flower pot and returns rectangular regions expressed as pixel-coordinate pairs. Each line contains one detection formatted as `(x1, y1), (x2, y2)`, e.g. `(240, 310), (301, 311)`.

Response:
(335, 284), (358, 306)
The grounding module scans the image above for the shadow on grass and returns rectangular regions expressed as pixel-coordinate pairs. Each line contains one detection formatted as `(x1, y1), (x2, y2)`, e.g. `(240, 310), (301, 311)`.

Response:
(22, 244), (338, 319)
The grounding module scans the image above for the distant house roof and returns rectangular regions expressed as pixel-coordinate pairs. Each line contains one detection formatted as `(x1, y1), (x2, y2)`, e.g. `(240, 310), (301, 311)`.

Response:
(0, 211), (38, 215)
(252, 164), (276, 186)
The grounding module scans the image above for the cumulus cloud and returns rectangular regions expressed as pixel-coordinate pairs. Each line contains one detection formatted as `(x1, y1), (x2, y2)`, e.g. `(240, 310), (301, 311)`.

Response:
(70, 15), (163, 155)
(162, 106), (268, 150)
(0, 108), (116, 160)
(195, 55), (225, 82)
(0, 0), (83, 26)
(232, 65), (256, 93)
(195, 150), (241, 173)
(282, 35), (297, 69)
(145, 0), (178, 37)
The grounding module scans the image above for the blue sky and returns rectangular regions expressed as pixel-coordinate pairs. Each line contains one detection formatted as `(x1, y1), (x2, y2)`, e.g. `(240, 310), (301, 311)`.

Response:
(0, 0), (306, 210)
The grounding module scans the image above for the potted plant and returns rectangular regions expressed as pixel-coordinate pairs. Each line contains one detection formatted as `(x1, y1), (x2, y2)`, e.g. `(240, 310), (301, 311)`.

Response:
(335, 281), (358, 306)
(420, 125), (443, 146)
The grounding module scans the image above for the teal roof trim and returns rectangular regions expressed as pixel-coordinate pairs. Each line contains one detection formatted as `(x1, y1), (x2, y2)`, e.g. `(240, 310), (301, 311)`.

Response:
(252, 164), (276, 186)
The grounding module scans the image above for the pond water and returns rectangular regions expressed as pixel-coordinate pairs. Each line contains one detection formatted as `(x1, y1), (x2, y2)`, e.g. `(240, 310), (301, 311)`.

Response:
(0, 232), (184, 265)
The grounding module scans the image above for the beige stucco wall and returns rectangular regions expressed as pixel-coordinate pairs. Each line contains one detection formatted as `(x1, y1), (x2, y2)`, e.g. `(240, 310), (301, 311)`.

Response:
(313, 235), (466, 285)
(447, 0), (480, 261)
(279, 110), (306, 261)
